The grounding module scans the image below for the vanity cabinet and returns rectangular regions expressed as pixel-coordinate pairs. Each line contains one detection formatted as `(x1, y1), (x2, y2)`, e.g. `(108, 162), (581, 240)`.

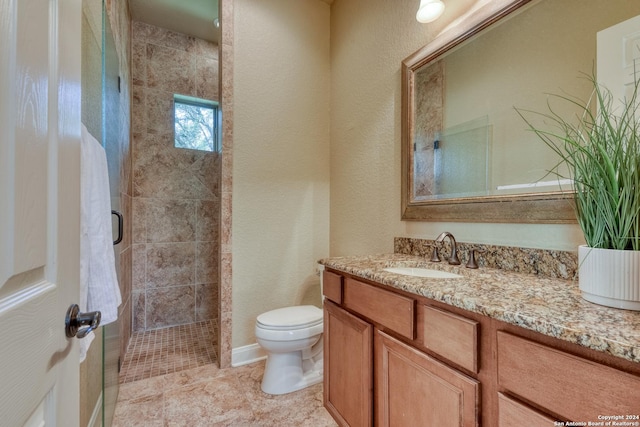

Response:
(322, 268), (640, 427)
(322, 271), (479, 427)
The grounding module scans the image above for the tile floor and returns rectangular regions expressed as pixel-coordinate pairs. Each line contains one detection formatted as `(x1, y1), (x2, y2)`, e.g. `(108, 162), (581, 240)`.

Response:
(120, 320), (218, 383)
(112, 361), (337, 426)
(115, 321), (337, 426)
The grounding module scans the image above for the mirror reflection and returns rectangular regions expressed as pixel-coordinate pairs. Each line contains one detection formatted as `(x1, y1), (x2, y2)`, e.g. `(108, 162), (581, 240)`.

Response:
(409, 0), (640, 202)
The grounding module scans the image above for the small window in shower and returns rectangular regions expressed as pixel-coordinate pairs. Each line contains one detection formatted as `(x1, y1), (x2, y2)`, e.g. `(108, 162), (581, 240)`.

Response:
(173, 94), (219, 152)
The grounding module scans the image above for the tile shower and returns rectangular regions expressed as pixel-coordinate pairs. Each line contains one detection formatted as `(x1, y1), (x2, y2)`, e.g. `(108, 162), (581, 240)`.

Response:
(131, 21), (220, 335)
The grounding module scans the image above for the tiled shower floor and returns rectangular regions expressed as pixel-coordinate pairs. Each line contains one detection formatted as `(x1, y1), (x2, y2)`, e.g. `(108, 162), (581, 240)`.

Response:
(119, 320), (218, 383)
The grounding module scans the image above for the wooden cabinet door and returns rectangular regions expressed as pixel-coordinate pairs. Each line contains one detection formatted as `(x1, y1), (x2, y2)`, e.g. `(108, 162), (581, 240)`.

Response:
(324, 300), (373, 427)
(375, 330), (479, 427)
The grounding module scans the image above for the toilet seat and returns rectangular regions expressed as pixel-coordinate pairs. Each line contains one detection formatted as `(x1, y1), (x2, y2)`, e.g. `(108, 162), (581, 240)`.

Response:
(256, 305), (322, 331)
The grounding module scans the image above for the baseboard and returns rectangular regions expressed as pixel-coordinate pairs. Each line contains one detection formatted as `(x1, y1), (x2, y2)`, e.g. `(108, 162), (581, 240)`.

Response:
(88, 392), (103, 427)
(231, 343), (266, 367)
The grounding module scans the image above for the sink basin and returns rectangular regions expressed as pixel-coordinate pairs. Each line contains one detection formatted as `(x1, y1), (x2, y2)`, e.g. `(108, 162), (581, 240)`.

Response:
(383, 267), (462, 279)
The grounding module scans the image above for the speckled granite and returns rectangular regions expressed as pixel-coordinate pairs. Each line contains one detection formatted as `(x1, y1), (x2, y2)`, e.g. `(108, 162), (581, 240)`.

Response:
(319, 253), (640, 364)
(394, 237), (578, 280)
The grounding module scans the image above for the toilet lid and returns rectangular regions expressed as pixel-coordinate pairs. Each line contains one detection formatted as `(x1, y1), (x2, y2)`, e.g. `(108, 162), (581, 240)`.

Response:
(256, 305), (323, 330)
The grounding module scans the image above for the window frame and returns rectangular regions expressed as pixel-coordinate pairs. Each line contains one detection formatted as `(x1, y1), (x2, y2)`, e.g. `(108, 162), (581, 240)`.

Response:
(173, 94), (220, 152)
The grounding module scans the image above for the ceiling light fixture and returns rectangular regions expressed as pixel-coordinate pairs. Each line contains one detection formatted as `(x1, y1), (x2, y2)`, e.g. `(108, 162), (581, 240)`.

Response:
(416, 0), (445, 23)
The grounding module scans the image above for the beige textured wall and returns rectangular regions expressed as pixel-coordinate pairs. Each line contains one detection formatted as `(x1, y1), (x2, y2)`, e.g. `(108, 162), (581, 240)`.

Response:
(232, 0), (331, 348)
(329, 0), (584, 254)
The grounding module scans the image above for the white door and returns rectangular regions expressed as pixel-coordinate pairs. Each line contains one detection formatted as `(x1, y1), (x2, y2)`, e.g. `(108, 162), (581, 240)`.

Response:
(0, 0), (82, 425)
(597, 13), (640, 109)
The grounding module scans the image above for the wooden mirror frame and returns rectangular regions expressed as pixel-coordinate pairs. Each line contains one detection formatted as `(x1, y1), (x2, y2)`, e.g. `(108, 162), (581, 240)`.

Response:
(401, 0), (576, 223)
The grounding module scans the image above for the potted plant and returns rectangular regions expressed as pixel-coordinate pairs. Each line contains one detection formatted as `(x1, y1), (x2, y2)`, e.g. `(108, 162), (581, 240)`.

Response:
(517, 73), (640, 311)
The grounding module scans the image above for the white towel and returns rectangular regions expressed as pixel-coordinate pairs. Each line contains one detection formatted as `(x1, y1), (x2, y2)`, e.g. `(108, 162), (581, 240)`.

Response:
(79, 124), (122, 362)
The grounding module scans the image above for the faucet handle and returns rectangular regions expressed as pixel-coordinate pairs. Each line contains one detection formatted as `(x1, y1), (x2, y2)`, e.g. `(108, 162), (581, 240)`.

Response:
(466, 249), (485, 269)
(429, 245), (441, 262)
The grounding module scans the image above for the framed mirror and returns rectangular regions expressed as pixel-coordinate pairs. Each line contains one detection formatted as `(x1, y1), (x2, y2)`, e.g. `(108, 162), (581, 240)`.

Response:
(401, 0), (640, 223)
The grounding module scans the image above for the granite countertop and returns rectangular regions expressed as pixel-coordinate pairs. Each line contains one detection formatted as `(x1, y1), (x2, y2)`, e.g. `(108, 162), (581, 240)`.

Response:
(319, 253), (640, 364)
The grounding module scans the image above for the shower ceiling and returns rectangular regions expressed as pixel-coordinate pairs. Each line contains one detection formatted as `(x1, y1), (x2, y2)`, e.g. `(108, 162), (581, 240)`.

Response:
(129, 0), (219, 42)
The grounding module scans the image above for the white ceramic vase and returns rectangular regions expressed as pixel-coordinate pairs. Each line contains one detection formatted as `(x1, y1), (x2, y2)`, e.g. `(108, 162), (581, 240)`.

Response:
(578, 245), (640, 311)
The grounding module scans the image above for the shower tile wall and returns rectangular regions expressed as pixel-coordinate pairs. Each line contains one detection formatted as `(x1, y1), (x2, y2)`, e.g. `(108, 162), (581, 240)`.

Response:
(131, 21), (220, 331)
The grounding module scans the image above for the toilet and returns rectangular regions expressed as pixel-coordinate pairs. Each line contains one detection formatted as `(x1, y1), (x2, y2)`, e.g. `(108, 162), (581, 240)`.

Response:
(255, 304), (324, 395)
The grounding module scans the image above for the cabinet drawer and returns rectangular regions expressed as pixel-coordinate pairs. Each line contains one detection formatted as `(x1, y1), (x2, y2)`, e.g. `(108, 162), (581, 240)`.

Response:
(422, 305), (478, 373)
(497, 331), (640, 422)
(343, 277), (415, 339)
(322, 270), (343, 304)
(498, 393), (555, 427)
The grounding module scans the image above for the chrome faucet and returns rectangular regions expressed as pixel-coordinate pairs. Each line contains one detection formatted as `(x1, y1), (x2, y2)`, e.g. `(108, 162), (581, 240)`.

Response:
(435, 231), (461, 265)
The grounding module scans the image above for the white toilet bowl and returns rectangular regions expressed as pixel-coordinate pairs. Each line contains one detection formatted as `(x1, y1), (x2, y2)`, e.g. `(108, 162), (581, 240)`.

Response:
(255, 305), (323, 395)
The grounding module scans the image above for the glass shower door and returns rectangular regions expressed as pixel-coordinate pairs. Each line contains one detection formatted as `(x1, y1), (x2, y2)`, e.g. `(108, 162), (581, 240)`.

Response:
(102, 0), (121, 424)
(81, 1), (121, 424)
